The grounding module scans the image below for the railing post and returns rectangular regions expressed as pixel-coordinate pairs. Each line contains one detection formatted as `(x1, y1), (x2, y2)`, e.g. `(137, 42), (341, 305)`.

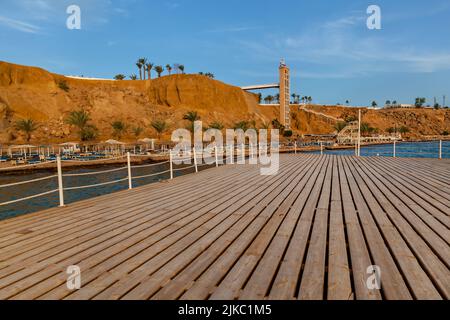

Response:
(215, 146), (219, 167)
(439, 140), (442, 159)
(127, 152), (132, 189)
(393, 140), (396, 158)
(294, 142), (297, 154)
(320, 141), (323, 155)
(193, 147), (198, 173)
(229, 145), (234, 164)
(56, 156), (65, 207)
(357, 109), (361, 157)
(169, 151), (173, 179)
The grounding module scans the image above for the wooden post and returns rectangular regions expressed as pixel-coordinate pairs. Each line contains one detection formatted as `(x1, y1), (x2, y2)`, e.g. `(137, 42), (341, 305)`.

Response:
(193, 147), (198, 173)
(357, 109), (361, 157)
(169, 151), (173, 179)
(294, 141), (297, 154)
(439, 140), (442, 159)
(393, 140), (396, 158)
(57, 156), (65, 207)
(127, 152), (132, 189)
(215, 146), (219, 167)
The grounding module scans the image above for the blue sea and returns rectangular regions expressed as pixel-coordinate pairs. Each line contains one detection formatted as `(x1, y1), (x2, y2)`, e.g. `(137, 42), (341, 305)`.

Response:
(0, 161), (209, 221)
(314, 141), (450, 159)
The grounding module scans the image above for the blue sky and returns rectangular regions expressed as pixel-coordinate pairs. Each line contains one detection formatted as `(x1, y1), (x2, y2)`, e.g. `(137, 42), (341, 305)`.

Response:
(0, 0), (449, 106)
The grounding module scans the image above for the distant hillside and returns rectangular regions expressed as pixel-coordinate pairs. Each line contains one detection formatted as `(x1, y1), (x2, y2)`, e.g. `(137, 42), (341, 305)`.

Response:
(258, 104), (450, 138)
(0, 61), (449, 144)
(0, 61), (264, 143)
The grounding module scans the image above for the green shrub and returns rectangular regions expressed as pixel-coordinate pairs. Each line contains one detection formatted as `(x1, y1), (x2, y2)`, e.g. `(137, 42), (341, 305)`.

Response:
(57, 80), (70, 92)
(283, 130), (293, 137)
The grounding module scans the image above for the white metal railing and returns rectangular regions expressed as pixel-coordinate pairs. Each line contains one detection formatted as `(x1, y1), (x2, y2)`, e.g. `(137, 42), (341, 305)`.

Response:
(0, 146), (250, 208)
(1, 142), (447, 209)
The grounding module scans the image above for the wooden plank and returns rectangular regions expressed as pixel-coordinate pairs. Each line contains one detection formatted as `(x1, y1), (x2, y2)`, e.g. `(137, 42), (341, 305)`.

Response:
(0, 154), (448, 301)
(327, 156), (352, 300)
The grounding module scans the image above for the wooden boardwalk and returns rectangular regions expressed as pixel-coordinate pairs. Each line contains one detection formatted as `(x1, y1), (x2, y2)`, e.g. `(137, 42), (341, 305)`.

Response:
(0, 154), (449, 300)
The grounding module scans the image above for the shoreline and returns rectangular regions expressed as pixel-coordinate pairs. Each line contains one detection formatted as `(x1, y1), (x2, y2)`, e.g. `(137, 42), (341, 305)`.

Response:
(0, 154), (169, 174)
(1, 139), (448, 174)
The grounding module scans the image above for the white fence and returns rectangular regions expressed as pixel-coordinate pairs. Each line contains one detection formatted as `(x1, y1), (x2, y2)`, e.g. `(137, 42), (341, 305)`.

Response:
(0, 146), (248, 208)
(0, 141), (448, 210)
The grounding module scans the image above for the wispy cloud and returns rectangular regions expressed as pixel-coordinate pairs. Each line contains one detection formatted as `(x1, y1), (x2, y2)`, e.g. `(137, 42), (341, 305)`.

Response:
(0, 15), (40, 33)
(206, 26), (261, 34)
(237, 11), (450, 79)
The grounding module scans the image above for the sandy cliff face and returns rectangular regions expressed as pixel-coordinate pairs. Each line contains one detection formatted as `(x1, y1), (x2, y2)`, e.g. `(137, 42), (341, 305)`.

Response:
(0, 61), (448, 144)
(301, 105), (450, 137)
(0, 61), (262, 143)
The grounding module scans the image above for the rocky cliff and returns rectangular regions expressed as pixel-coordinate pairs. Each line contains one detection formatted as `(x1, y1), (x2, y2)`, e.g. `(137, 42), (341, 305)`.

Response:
(0, 61), (263, 143)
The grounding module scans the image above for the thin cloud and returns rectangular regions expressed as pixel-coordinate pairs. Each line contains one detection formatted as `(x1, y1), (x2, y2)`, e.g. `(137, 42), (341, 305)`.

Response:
(0, 16), (40, 33)
(206, 26), (261, 33)
(237, 12), (450, 77)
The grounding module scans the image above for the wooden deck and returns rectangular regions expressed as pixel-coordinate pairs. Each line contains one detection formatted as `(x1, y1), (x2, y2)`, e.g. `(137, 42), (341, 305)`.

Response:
(0, 154), (449, 300)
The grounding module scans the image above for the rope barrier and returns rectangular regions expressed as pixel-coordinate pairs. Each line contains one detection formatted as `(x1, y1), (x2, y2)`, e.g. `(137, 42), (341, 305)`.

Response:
(132, 170), (171, 180)
(62, 155), (127, 162)
(0, 189), (58, 206)
(62, 166), (127, 177)
(131, 161), (170, 169)
(172, 165), (196, 172)
(63, 177), (129, 191)
(0, 174), (57, 188)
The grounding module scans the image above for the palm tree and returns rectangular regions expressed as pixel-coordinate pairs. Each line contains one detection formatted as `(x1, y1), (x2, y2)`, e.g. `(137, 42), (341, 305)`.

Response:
(334, 121), (347, 133)
(139, 58), (147, 79)
(114, 74), (126, 80)
(415, 97), (426, 107)
(399, 126), (409, 134)
(132, 126), (144, 138)
(209, 121), (224, 130)
(371, 101), (378, 107)
(234, 121), (249, 131)
(386, 100), (391, 106)
(360, 122), (371, 135)
(151, 120), (168, 140)
(66, 110), (91, 140)
(291, 93), (297, 103)
(345, 100), (350, 106)
(154, 65), (164, 78)
(301, 96), (307, 104)
(257, 93), (262, 104)
(136, 60), (143, 80)
(183, 111), (200, 123)
(271, 119), (285, 135)
(145, 62), (154, 79)
(260, 121), (270, 130)
(274, 94), (280, 104)
(166, 64), (172, 75)
(15, 119), (38, 142)
(112, 121), (127, 139)
(178, 65), (185, 74)
(308, 96), (312, 104)
(130, 74), (138, 80)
